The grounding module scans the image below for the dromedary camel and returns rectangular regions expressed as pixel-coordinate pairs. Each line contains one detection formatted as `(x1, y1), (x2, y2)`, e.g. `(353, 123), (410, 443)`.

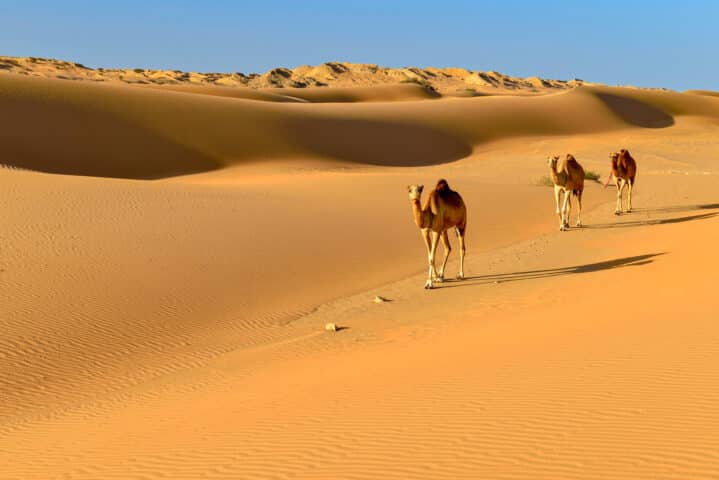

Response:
(407, 179), (467, 289)
(547, 154), (585, 231)
(604, 148), (637, 214)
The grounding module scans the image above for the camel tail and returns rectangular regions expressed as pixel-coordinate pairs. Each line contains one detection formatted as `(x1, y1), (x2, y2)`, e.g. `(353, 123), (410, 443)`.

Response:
(603, 169), (613, 188)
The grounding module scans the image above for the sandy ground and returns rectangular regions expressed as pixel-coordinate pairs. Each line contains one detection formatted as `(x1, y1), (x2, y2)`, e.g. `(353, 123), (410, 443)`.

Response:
(1, 72), (719, 479)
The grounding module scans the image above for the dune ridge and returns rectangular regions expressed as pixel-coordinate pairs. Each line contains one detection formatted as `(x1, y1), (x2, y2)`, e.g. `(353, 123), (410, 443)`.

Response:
(1, 72), (717, 179)
(1, 55), (593, 94)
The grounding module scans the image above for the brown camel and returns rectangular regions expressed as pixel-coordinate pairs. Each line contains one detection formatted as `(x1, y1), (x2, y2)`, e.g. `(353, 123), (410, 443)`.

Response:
(407, 179), (467, 289)
(547, 154), (585, 230)
(604, 148), (637, 214)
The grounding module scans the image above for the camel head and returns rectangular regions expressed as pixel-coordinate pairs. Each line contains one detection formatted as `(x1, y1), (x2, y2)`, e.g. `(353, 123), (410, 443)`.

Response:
(407, 184), (424, 201)
(547, 155), (560, 170)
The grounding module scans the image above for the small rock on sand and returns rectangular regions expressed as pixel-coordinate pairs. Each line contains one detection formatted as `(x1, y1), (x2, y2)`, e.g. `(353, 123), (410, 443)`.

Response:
(325, 323), (338, 332)
(373, 295), (390, 303)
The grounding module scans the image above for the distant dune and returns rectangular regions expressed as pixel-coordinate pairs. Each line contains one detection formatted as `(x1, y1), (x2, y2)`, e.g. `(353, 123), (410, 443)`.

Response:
(685, 89), (719, 97)
(1, 55), (592, 95)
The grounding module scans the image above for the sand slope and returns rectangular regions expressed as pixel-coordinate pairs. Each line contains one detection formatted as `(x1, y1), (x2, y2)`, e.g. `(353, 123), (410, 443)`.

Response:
(2, 66), (719, 479)
(1, 73), (717, 179)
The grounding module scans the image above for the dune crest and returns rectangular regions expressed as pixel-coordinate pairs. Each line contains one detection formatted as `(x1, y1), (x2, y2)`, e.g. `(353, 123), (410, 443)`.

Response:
(1, 71), (718, 179)
(1, 55), (591, 95)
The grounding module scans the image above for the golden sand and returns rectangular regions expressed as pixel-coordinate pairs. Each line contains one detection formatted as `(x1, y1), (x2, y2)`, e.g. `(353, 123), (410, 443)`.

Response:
(2, 67), (719, 479)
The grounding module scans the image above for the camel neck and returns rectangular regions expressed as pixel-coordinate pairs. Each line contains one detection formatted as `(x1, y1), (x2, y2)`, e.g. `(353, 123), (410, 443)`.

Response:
(550, 166), (561, 184)
(411, 198), (429, 228)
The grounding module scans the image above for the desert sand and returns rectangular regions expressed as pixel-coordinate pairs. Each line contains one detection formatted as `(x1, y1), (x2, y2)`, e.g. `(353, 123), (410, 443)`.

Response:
(1, 65), (719, 479)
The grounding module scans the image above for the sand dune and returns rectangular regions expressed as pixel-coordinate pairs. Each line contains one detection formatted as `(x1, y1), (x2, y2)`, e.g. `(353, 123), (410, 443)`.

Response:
(260, 83), (441, 102)
(144, 83), (440, 103)
(1, 72), (717, 179)
(1, 56), (589, 94)
(685, 89), (719, 97)
(2, 61), (719, 479)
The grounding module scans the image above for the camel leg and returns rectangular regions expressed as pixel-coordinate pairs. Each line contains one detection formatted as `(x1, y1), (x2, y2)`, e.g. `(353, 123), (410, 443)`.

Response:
(456, 226), (466, 280)
(560, 190), (571, 231)
(421, 227), (431, 259)
(421, 228), (431, 288)
(565, 193), (572, 229)
(575, 190), (583, 227)
(425, 230), (440, 289)
(436, 230), (452, 282)
(615, 179), (624, 214)
(554, 186), (563, 230)
(620, 180), (628, 212)
(627, 179), (633, 212)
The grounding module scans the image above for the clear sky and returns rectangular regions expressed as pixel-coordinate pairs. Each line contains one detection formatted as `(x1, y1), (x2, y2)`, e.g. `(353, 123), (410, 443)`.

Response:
(2, 0), (717, 91)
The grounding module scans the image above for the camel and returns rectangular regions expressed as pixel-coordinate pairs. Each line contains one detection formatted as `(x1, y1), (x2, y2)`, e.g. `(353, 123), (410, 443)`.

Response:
(547, 154), (585, 231)
(604, 148), (637, 214)
(407, 179), (467, 289)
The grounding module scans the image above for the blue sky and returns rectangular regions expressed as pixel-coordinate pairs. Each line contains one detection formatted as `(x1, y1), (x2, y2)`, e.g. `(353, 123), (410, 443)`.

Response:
(2, 1), (717, 90)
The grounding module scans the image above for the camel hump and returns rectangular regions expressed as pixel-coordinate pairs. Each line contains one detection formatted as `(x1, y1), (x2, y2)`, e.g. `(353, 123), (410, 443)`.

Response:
(437, 180), (464, 209)
(619, 149), (635, 163)
(428, 179), (463, 212)
(435, 179), (450, 192)
(562, 154), (583, 178)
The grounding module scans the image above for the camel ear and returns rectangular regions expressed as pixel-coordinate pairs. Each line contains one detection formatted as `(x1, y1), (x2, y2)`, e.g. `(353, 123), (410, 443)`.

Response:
(418, 185), (424, 192)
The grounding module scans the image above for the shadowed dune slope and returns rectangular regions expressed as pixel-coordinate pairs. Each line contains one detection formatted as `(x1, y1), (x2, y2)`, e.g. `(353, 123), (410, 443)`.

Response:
(143, 83), (440, 103)
(141, 84), (309, 103)
(592, 92), (674, 128)
(259, 83), (441, 102)
(1, 74), (718, 178)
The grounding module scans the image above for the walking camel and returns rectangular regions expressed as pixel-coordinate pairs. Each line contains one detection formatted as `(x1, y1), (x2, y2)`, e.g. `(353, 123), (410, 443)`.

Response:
(604, 148), (637, 214)
(407, 179), (467, 289)
(547, 154), (585, 231)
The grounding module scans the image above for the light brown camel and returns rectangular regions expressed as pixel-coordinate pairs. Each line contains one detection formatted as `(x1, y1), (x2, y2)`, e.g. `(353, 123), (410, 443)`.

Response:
(407, 179), (467, 289)
(604, 148), (637, 214)
(547, 154), (585, 231)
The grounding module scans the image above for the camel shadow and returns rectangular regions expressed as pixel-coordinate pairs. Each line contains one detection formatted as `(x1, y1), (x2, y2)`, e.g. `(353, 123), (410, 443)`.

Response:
(584, 212), (718, 229)
(438, 253), (664, 289)
(629, 203), (719, 214)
